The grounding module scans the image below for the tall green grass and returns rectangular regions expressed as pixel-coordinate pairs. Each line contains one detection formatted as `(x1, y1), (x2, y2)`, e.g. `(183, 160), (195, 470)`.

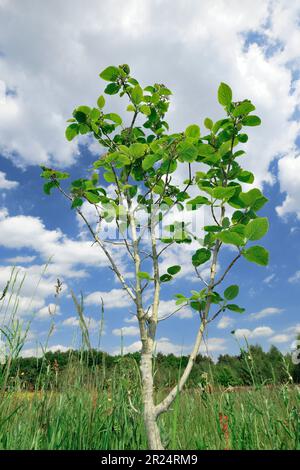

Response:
(0, 267), (299, 450)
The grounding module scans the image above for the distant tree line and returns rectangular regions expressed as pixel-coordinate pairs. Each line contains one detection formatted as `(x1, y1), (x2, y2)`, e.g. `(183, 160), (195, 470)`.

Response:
(1, 343), (299, 391)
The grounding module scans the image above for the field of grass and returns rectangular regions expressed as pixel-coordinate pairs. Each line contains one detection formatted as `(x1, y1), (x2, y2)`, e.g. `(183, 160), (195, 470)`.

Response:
(0, 360), (299, 450)
(1, 269), (299, 451)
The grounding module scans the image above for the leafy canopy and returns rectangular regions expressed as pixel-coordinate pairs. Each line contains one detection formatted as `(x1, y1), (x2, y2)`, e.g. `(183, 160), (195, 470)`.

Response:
(41, 67), (269, 323)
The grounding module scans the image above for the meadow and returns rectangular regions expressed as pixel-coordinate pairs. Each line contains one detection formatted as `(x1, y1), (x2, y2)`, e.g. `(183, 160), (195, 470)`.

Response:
(0, 269), (299, 451)
(0, 357), (299, 450)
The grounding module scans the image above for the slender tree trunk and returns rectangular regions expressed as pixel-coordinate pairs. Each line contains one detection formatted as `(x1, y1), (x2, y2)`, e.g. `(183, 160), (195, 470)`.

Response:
(140, 346), (163, 450)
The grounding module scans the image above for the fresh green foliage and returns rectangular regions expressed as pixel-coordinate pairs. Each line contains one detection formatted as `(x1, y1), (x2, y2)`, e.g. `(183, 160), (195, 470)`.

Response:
(40, 63), (270, 349)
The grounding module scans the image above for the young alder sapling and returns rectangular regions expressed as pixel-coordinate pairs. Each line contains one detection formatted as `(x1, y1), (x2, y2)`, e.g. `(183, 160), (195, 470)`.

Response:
(41, 65), (269, 449)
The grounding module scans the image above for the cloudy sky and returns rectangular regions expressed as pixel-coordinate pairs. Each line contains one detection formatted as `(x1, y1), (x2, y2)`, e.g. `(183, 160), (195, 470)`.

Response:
(0, 0), (300, 359)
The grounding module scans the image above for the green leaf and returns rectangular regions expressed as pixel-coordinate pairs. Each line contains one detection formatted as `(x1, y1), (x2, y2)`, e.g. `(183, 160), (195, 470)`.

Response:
(197, 143), (217, 157)
(99, 66), (120, 82)
(71, 197), (83, 209)
(212, 186), (237, 200)
(103, 171), (116, 183)
(232, 101), (255, 117)
(167, 265), (181, 275)
(245, 217), (269, 241)
(234, 150), (246, 158)
(204, 225), (223, 232)
(240, 189), (267, 210)
(43, 181), (57, 195)
(178, 141), (198, 162)
(160, 159), (177, 175)
(129, 143), (147, 158)
(238, 170), (254, 184)
(224, 285), (239, 301)
(160, 273), (173, 283)
(140, 105), (151, 116)
(131, 85), (143, 104)
(120, 63), (130, 74)
(175, 295), (188, 305)
(222, 217), (230, 228)
(85, 191), (101, 204)
(79, 123), (90, 134)
(218, 82), (232, 106)
(185, 124), (200, 139)
(127, 104), (136, 112)
(41, 167), (70, 180)
(90, 108), (101, 121)
(242, 115), (261, 126)
(65, 124), (79, 141)
(243, 246), (269, 266)
(218, 140), (232, 158)
(218, 230), (244, 246)
(252, 195), (268, 212)
(142, 154), (161, 171)
(227, 304), (245, 313)
(73, 109), (86, 122)
(190, 301), (201, 311)
(204, 118), (213, 130)
(137, 271), (152, 281)
(97, 95), (105, 109)
(104, 113), (122, 125)
(192, 248), (211, 267)
(237, 134), (248, 143)
(104, 83), (121, 95)
(187, 196), (210, 209)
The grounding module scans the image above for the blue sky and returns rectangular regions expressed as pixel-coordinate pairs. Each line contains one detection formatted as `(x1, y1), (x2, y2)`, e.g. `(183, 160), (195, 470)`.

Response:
(0, 0), (299, 359)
